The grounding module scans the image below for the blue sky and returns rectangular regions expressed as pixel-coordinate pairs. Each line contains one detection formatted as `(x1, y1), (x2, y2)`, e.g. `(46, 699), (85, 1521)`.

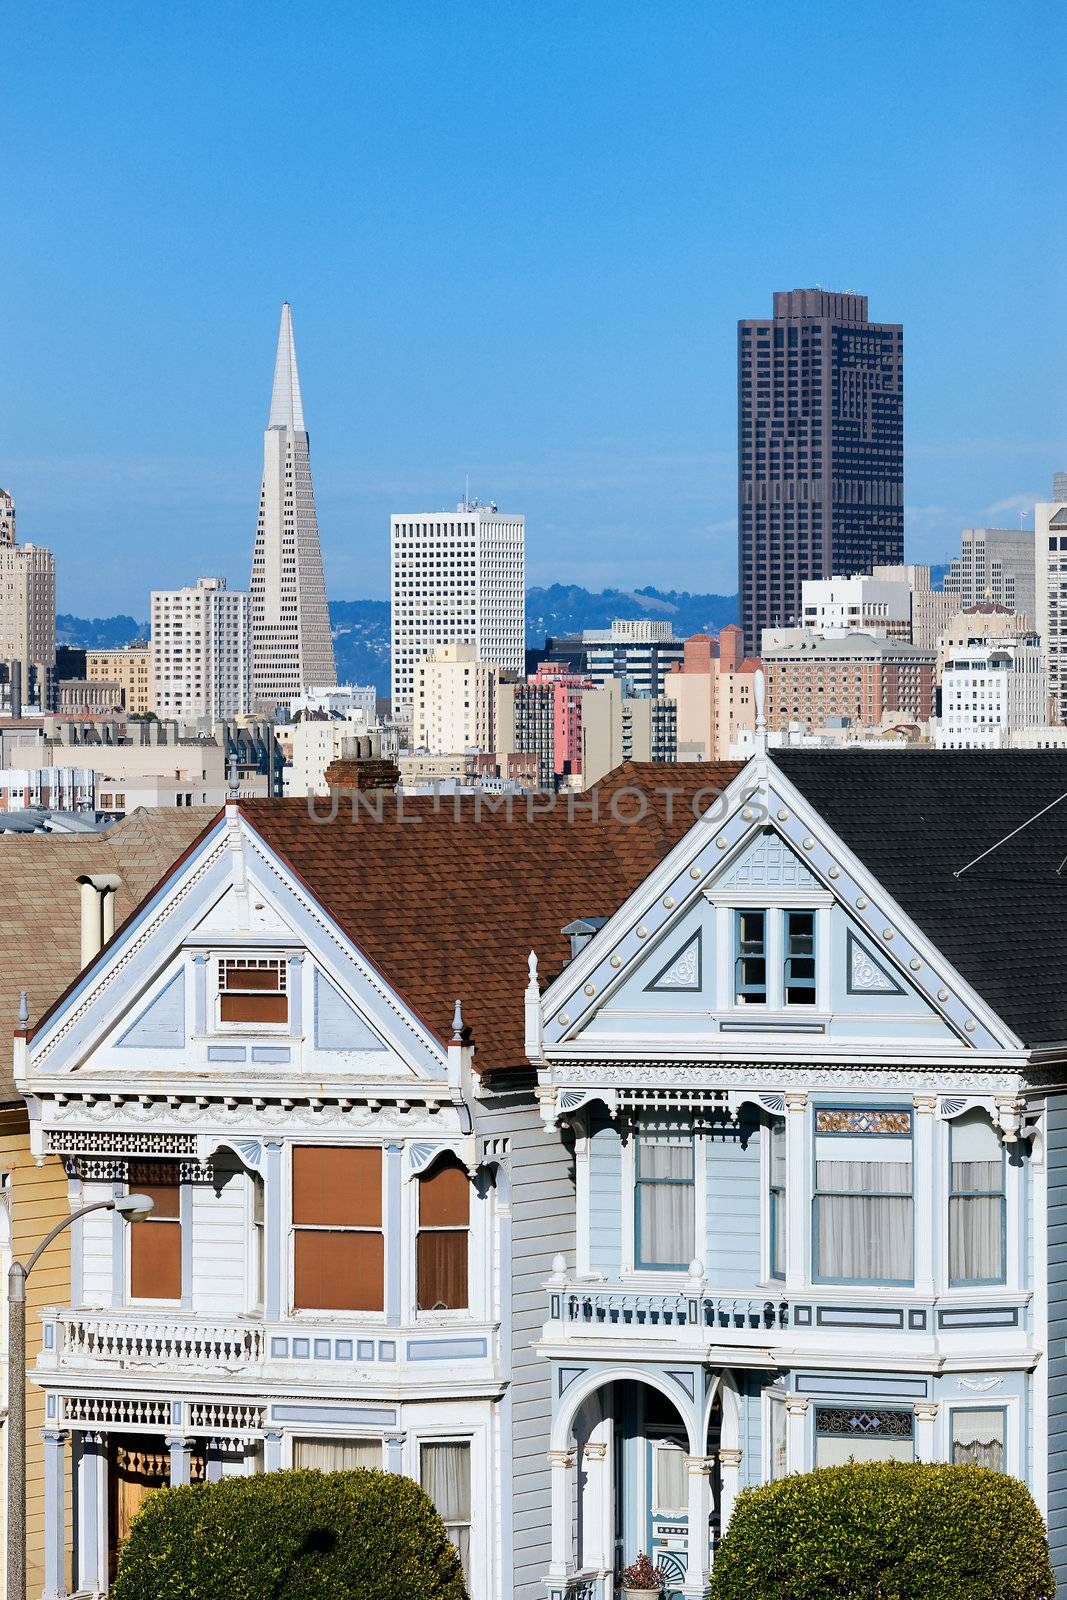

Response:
(3, 0), (1065, 617)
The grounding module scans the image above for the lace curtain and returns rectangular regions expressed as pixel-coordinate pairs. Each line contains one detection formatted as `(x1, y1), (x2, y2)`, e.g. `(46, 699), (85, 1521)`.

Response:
(952, 1409), (1004, 1470)
(950, 1113), (1004, 1282)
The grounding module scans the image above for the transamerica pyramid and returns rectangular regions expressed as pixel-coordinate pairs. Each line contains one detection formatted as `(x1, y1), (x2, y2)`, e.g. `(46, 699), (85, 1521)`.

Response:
(249, 302), (336, 709)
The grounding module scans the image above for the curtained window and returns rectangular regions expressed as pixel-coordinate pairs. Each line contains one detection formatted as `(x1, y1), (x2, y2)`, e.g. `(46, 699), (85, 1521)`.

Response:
(417, 1160), (470, 1312)
(950, 1408), (1005, 1471)
(218, 957), (288, 1025)
(292, 1146), (384, 1312)
(421, 1442), (471, 1580)
(251, 1174), (265, 1308)
(814, 1406), (914, 1466)
(652, 1439), (688, 1514)
(814, 1111), (913, 1283)
(769, 1399), (787, 1479)
(784, 911), (816, 1005)
(635, 1123), (695, 1269)
(949, 1112), (1005, 1285)
(735, 910), (767, 1004)
(769, 1120), (786, 1278)
(292, 1437), (381, 1472)
(129, 1162), (182, 1301)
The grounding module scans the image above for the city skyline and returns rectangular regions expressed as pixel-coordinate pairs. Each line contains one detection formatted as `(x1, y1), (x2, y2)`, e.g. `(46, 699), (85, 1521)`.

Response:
(3, 2), (1064, 616)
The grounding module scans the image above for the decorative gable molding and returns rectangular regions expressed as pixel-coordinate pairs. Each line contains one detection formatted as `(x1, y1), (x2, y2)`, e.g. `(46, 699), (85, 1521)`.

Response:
(846, 931), (904, 996)
(313, 969), (387, 1053)
(717, 831), (820, 890)
(644, 931), (702, 993)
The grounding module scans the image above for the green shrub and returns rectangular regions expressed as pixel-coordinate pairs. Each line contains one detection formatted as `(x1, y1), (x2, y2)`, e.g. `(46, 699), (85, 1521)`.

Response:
(711, 1460), (1055, 1600)
(110, 1467), (468, 1600)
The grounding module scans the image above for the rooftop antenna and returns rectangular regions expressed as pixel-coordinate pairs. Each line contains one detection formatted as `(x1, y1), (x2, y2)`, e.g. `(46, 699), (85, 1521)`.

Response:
(955, 788), (1067, 878)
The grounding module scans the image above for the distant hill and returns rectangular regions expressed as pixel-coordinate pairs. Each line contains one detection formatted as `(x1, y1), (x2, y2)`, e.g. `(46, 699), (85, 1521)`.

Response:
(56, 613), (147, 649)
(329, 587), (739, 694)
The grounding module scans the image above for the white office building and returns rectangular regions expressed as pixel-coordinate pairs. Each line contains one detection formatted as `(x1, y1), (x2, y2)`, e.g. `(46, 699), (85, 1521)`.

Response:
(151, 576), (252, 721)
(936, 636), (1046, 749)
(800, 571), (912, 639)
(390, 501), (524, 723)
(1035, 475), (1067, 725)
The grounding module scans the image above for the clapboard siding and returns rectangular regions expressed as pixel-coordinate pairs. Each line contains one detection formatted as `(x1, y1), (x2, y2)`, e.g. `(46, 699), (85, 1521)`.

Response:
(589, 1109), (623, 1275)
(80, 1181), (115, 1305)
(1047, 1099), (1067, 1586)
(706, 1119), (761, 1290)
(481, 1093), (575, 1600)
(191, 1154), (249, 1316)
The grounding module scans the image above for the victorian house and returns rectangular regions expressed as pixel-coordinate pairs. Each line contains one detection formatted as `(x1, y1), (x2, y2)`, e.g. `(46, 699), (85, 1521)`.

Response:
(530, 748), (1067, 1599)
(11, 750), (1067, 1600)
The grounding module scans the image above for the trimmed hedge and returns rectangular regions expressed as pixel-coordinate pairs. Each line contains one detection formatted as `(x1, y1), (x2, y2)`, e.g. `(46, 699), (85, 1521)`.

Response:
(110, 1467), (468, 1600)
(710, 1460), (1055, 1600)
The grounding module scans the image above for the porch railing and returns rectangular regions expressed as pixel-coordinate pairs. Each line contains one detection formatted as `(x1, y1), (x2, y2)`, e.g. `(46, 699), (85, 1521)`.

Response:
(549, 1282), (790, 1338)
(49, 1311), (265, 1368)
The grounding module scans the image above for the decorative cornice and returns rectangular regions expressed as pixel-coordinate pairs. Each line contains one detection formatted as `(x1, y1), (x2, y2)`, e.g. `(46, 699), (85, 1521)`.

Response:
(542, 1061), (1025, 1096)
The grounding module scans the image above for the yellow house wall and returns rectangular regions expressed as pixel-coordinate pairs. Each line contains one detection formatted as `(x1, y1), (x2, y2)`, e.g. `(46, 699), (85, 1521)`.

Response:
(0, 1107), (71, 1598)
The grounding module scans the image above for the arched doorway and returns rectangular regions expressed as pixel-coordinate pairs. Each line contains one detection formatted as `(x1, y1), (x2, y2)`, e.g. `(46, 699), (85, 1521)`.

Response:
(551, 1370), (724, 1599)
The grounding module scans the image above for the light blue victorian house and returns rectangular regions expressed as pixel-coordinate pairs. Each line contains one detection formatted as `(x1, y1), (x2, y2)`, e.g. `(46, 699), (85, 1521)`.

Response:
(528, 747), (1064, 1600)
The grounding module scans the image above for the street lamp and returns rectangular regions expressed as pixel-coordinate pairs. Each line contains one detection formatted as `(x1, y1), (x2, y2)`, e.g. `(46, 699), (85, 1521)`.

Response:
(6, 1193), (154, 1600)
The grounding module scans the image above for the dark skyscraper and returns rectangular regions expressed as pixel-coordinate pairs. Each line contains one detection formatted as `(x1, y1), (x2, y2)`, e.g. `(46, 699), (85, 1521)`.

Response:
(738, 289), (904, 656)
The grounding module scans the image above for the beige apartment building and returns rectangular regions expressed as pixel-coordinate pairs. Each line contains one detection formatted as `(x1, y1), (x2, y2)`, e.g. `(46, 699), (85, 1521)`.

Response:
(936, 603), (1034, 683)
(411, 643), (499, 753)
(763, 634), (936, 730)
(86, 643), (152, 714)
(0, 487), (56, 709)
(664, 625), (759, 760)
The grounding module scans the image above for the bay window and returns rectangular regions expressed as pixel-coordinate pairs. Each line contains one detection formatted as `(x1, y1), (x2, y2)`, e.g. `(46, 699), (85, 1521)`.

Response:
(784, 911), (816, 1004)
(949, 1112), (1005, 1284)
(129, 1161), (182, 1301)
(292, 1146), (383, 1312)
(635, 1122), (695, 1270)
(814, 1109), (913, 1283)
(292, 1438), (382, 1471)
(417, 1159), (470, 1312)
(769, 1119), (786, 1278)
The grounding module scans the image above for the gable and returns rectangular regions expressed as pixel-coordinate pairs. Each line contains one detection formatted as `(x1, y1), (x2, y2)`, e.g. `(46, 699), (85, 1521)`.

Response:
(26, 815), (447, 1084)
(539, 765), (1015, 1056)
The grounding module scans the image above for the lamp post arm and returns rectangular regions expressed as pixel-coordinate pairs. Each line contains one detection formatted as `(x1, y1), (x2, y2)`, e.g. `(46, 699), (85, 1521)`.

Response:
(22, 1197), (121, 1280)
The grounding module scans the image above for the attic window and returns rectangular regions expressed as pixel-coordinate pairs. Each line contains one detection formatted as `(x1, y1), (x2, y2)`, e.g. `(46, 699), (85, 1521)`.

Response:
(218, 958), (288, 1025)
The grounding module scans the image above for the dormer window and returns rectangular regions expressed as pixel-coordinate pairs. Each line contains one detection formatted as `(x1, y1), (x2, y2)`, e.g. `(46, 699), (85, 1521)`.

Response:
(218, 957), (288, 1026)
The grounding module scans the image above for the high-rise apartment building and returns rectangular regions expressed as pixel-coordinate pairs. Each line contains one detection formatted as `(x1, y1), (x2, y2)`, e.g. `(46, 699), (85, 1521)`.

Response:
(150, 577), (252, 721)
(390, 500), (525, 722)
(763, 634), (935, 730)
(943, 527), (1036, 623)
(580, 618), (685, 696)
(0, 489), (56, 709)
(738, 289), (904, 655)
(249, 303), (336, 711)
(412, 643), (499, 753)
(86, 644), (152, 715)
(1035, 476), (1067, 722)
(937, 636), (1045, 750)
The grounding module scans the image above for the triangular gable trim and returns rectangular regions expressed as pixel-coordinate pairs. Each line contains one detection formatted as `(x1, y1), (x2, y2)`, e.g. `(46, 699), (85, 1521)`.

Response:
(116, 970), (186, 1049)
(845, 930), (904, 996)
(644, 930), (702, 993)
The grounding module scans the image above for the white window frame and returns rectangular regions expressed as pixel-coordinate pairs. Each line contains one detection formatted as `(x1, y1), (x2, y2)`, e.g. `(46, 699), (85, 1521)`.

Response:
(622, 1118), (707, 1279)
(214, 954), (291, 1034)
(286, 1142), (387, 1322)
(408, 1155), (483, 1325)
(709, 892), (833, 1016)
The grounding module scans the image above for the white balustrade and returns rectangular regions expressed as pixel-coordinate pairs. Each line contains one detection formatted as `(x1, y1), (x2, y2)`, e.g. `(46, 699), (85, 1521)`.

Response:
(53, 1312), (264, 1369)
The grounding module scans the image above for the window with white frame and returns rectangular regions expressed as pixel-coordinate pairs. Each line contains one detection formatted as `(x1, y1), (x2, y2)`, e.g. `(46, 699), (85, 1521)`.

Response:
(813, 1109), (913, 1283)
(948, 1111), (1005, 1285)
(768, 1118), (786, 1278)
(421, 1441), (471, 1580)
(814, 1406), (914, 1466)
(769, 1398), (787, 1479)
(217, 957), (288, 1026)
(950, 1408), (1005, 1471)
(651, 1438), (688, 1514)
(634, 1121), (695, 1270)
(250, 1173), (265, 1309)
(783, 911), (816, 1004)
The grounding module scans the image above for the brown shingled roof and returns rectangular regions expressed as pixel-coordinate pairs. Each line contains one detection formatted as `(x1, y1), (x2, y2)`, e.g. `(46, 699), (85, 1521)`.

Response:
(241, 762), (744, 1073)
(0, 809), (217, 1097)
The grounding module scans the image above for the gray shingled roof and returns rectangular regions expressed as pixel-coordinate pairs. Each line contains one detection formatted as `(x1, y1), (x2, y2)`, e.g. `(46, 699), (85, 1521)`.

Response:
(773, 749), (1067, 1046)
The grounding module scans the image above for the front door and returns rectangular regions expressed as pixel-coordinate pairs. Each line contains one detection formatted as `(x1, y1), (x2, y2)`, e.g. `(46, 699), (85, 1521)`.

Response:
(107, 1435), (204, 1582)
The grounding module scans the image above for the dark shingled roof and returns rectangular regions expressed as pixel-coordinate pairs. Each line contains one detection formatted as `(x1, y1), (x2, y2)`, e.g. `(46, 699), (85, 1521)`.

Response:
(772, 749), (1067, 1047)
